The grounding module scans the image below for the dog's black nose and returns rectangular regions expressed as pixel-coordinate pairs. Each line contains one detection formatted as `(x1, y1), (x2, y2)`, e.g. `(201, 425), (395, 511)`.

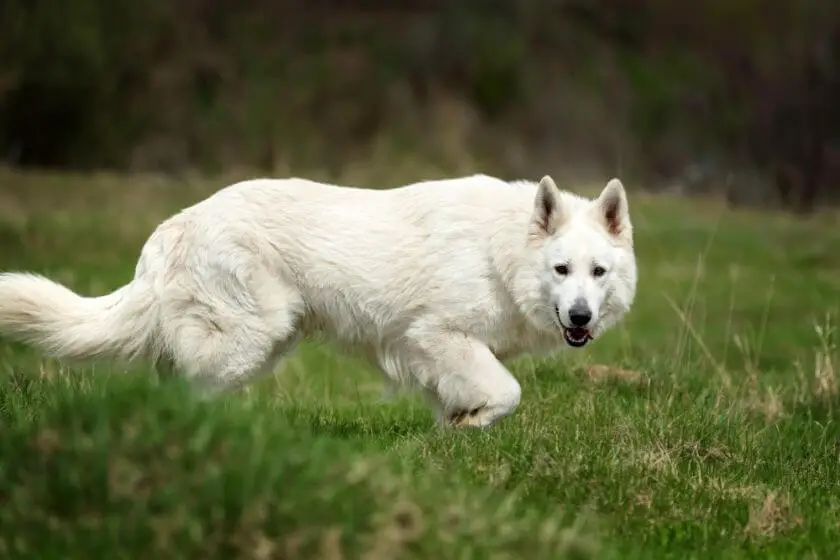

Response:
(568, 301), (592, 326)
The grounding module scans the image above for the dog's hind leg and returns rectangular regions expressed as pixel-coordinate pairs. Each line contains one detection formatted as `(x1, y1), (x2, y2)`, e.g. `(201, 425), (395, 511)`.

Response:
(154, 354), (177, 379)
(165, 317), (302, 395)
(160, 277), (305, 395)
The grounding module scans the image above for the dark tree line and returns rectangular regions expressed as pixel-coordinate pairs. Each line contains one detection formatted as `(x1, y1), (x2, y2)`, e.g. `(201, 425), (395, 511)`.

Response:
(1, 0), (838, 212)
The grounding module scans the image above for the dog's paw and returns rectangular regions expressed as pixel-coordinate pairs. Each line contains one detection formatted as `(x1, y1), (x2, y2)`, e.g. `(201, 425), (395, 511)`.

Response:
(447, 407), (483, 428)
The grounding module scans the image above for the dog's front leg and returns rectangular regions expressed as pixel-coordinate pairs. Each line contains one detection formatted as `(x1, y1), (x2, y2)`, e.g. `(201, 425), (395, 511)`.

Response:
(393, 333), (522, 429)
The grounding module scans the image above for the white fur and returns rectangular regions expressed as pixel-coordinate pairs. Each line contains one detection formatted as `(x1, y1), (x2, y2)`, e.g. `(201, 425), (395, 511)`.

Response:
(0, 174), (637, 428)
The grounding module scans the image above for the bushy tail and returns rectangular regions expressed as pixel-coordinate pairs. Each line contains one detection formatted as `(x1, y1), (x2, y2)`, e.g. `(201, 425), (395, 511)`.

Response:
(0, 272), (158, 362)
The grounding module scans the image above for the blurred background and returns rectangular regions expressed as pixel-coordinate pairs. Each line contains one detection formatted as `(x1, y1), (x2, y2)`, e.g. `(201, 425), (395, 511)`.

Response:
(2, 0), (840, 213)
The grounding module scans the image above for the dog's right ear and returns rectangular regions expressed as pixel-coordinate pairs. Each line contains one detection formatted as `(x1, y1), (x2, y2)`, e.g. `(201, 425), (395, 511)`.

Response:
(531, 175), (566, 237)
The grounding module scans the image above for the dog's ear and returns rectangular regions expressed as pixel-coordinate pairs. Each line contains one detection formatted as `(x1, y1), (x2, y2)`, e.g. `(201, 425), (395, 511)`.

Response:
(532, 175), (566, 236)
(592, 178), (632, 241)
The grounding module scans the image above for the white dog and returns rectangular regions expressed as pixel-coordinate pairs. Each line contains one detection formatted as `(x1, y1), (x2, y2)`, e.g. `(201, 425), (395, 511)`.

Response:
(0, 174), (637, 427)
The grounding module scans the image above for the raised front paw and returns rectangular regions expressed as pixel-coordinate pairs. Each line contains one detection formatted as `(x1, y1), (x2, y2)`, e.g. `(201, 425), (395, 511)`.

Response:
(447, 406), (484, 428)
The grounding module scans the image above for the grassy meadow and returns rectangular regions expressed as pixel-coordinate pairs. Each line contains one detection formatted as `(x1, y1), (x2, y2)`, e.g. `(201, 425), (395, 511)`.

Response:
(0, 166), (839, 558)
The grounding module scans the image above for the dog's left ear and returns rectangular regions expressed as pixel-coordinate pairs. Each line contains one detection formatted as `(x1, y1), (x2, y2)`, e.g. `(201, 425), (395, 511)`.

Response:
(592, 178), (632, 241)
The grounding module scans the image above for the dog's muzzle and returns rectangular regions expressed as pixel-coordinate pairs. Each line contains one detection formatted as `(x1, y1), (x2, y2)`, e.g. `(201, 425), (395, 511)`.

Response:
(555, 305), (592, 348)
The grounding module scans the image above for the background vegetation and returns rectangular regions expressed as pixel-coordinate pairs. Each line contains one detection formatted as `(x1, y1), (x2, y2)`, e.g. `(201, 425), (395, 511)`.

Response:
(2, 0), (840, 211)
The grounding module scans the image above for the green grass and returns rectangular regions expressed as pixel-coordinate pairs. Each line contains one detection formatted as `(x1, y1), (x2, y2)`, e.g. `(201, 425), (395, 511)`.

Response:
(0, 167), (839, 558)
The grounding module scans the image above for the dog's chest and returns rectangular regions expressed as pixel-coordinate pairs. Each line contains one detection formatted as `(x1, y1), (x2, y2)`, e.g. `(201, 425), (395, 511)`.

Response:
(480, 312), (562, 361)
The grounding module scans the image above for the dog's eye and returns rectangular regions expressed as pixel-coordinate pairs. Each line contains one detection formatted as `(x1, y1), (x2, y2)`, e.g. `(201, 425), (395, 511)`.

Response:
(592, 266), (607, 278)
(554, 264), (569, 275)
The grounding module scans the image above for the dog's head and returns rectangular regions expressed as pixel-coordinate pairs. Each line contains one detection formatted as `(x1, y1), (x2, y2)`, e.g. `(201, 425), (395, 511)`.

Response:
(527, 175), (637, 348)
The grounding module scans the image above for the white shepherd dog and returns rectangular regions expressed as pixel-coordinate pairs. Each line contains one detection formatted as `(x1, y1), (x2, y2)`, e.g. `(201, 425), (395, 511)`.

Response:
(0, 174), (637, 428)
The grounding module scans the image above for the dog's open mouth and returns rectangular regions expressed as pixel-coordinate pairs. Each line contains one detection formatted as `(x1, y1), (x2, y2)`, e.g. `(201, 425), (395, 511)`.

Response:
(563, 327), (591, 348)
(555, 305), (593, 347)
